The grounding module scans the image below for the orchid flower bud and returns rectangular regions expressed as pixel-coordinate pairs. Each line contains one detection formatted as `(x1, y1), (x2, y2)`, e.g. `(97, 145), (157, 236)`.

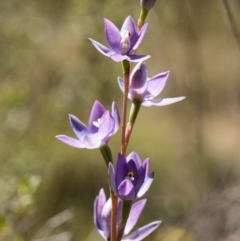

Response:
(140, 0), (156, 10)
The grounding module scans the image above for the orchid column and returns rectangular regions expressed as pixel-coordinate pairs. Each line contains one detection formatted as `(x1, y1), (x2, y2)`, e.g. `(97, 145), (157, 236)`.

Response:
(56, 1), (185, 241)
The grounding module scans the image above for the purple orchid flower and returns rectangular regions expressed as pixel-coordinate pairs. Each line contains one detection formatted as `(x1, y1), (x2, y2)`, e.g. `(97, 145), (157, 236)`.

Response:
(89, 16), (150, 62)
(94, 189), (161, 241)
(56, 100), (120, 149)
(109, 152), (154, 200)
(118, 62), (185, 106)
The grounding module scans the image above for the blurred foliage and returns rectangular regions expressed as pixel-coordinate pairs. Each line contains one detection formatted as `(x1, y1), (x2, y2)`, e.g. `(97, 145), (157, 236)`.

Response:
(0, 175), (40, 240)
(1, 0), (240, 240)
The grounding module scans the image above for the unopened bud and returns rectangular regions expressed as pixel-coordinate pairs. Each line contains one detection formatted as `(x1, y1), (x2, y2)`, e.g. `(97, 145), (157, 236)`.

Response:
(140, 0), (156, 10)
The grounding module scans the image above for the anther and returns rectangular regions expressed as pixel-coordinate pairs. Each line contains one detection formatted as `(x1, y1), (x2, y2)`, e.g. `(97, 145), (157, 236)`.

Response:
(93, 118), (101, 128)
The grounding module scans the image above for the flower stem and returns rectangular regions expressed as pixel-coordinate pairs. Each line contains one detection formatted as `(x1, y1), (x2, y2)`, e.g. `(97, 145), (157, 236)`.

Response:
(116, 200), (132, 241)
(125, 99), (141, 145)
(125, 9), (147, 147)
(110, 189), (118, 241)
(138, 7), (148, 32)
(100, 145), (113, 167)
(121, 60), (130, 156)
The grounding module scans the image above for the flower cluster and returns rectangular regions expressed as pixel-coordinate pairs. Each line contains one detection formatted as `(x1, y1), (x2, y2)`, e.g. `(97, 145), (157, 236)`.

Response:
(56, 2), (185, 241)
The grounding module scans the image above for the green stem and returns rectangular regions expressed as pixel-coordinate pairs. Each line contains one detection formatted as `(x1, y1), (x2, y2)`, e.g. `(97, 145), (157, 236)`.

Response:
(138, 7), (149, 32)
(100, 145), (113, 167)
(125, 99), (141, 145)
(122, 200), (132, 223)
(117, 200), (132, 241)
(129, 99), (141, 126)
(121, 60), (130, 156)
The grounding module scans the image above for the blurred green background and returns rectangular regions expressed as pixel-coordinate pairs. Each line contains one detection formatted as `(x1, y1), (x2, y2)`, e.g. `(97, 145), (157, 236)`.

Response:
(1, 0), (240, 240)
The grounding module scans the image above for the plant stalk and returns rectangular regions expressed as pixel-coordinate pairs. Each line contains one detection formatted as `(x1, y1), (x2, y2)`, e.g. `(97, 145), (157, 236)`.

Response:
(110, 189), (118, 241)
(116, 200), (132, 241)
(121, 60), (130, 156)
(125, 99), (141, 145)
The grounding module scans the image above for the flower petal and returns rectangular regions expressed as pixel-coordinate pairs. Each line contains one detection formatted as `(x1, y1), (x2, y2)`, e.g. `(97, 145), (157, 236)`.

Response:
(94, 189), (107, 239)
(82, 134), (102, 149)
(109, 163), (117, 193)
(126, 54), (150, 62)
(55, 135), (85, 148)
(116, 153), (128, 187)
(124, 199), (147, 235)
(142, 158), (150, 179)
(122, 221), (161, 241)
(111, 101), (120, 134)
(110, 53), (128, 62)
(97, 189), (106, 222)
(117, 77), (132, 99)
(142, 97), (185, 107)
(117, 198), (123, 226)
(104, 18), (121, 53)
(129, 62), (148, 100)
(118, 76), (124, 93)
(127, 159), (138, 175)
(89, 38), (115, 57)
(137, 172), (154, 198)
(97, 111), (114, 142)
(69, 114), (88, 140)
(132, 23), (148, 51)
(118, 179), (135, 200)
(88, 101), (106, 132)
(126, 152), (142, 169)
(94, 196), (106, 239)
(134, 166), (145, 194)
(146, 71), (169, 98)
(121, 16), (138, 47)
(126, 159), (139, 188)
(101, 198), (112, 239)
